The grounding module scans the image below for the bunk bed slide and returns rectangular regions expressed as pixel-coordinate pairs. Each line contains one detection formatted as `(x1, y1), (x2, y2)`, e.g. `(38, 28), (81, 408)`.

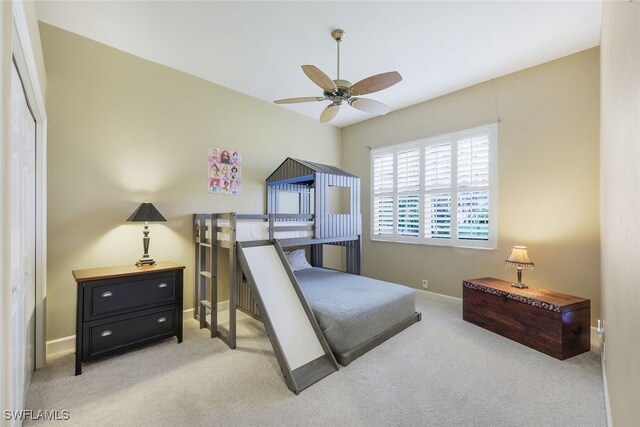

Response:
(296, 268), (421, 366)
(236, 240), (339, 394)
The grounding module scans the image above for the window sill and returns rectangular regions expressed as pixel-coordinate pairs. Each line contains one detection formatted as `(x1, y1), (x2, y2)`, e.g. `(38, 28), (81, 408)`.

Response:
(369, 236), (497, 251)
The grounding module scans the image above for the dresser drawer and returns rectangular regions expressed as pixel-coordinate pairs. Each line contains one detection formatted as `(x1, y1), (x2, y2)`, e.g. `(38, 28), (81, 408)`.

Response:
(84, 306), (176, 359)
(85, 272), (176, 320)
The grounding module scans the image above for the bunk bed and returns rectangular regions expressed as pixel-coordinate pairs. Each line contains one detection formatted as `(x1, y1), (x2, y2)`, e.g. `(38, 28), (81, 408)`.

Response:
(193, 158), (421, 368)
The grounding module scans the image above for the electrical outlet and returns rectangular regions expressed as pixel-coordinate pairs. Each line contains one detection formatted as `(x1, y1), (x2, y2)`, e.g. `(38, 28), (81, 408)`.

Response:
(422, 279), (428, 289)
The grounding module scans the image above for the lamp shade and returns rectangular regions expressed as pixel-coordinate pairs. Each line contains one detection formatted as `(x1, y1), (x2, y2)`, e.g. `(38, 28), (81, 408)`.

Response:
(126, 202), (166, 222)
(505, 245), (534, 268)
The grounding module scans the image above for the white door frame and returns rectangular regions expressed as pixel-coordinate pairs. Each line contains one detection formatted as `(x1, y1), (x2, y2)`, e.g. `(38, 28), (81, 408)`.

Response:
(0, 0), (47, 416)
(1, 0), (46, 414)
(0, 0), (12, 416)
(12, 0), (47, 371)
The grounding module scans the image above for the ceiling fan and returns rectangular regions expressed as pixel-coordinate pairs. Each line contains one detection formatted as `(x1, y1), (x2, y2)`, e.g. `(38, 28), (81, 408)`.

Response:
(274, 29), (402, 123)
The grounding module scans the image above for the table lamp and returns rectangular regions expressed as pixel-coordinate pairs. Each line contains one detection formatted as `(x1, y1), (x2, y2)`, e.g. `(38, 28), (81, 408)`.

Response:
(127, 201), (166, 266)
(505, 245), (534, 289)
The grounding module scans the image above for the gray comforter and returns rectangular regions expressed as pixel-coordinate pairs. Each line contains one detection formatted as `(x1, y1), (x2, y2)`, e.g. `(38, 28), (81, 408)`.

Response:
(295, 267), (416, 355)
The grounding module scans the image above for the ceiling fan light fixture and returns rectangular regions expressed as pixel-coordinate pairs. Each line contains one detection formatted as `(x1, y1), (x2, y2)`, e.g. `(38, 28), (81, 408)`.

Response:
(273, 28), (402, 123)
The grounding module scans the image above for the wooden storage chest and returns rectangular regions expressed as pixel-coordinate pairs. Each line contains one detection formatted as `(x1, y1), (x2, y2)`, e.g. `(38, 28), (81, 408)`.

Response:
(462, 277), (590, 360)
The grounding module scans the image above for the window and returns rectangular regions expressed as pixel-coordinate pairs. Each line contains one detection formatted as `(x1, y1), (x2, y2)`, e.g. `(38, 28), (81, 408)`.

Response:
(327, 186), (351, 215)
(278, 191), (300, 214)
(371, 124), (497, 249)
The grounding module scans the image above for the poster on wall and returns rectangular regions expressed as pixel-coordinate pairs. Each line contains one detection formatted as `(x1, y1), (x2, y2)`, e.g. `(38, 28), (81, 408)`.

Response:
(208, 148), (241, 195)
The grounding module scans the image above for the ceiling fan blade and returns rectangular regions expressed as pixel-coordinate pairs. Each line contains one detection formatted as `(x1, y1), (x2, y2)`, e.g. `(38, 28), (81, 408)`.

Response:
(320, 104), (340, 123)
(348, 98), (391, 115)
(350, 71), (402, 96)
(274, 97), (325, 104)
(302, 65), (337, 92)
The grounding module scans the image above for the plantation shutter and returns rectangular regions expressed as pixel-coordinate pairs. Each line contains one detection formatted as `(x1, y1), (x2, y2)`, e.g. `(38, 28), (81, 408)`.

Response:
(370, 123), (496, 249)
(457, 133), (490, 241)
(372, 151), (394, 236)
(424, 141), (452, 239)
(397, 148), (420, 237)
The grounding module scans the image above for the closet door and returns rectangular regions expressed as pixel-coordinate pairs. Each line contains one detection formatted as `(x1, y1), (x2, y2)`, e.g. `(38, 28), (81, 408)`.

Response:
(10, 60), (36, 412)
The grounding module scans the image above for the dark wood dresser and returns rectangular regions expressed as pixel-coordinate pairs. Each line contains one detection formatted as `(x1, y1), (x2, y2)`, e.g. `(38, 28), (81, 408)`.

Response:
(72, 262), (185, 375)
(462, 277), (590, 360)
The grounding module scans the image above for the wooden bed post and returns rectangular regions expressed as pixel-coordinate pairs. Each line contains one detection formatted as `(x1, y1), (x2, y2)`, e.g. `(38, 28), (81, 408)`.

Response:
(210, 214), (218, 338)
(311, 244), (323, 268)
(356, 236), (362, 275)
(268, 213), (275, 242)
(192, 214), (198, 320)
(228, 212), (237, 349)
(197, 214), (208, 330)
(345, 237), (362, 275)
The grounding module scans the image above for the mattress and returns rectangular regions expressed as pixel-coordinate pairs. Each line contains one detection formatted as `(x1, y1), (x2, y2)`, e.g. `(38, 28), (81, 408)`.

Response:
(207, 219), (314, 242)
(295, 267), (416, 355)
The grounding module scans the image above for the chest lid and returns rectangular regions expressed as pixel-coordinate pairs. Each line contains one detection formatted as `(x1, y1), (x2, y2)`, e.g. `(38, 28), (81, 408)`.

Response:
(463, 277), (590, 313)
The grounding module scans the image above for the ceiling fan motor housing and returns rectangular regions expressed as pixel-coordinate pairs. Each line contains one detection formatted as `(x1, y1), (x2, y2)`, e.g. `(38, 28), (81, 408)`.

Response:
(324, 79), (353, 105)
(333, 79), (352, 89)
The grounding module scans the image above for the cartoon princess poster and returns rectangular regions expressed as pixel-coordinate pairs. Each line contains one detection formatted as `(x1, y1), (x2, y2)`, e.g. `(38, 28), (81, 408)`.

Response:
(208, 148), (241, 194)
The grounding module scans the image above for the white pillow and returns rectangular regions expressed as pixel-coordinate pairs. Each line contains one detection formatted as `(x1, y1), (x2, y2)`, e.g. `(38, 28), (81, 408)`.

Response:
(284, 249), (312, 271)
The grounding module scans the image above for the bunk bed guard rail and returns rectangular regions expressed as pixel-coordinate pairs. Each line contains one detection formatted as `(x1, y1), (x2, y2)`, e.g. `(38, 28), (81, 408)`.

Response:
(193, 213), (361, 322)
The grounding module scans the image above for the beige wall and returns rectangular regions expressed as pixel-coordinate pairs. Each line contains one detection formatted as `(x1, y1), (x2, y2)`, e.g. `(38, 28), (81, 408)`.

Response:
(342, 48), (600, 323)
(41, 23), (341, 341)
(600, 2), (640, 425)
(41, 21), (603, 346)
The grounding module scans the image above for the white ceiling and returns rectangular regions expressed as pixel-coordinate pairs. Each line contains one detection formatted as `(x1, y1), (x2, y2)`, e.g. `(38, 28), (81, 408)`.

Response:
(35, 1), (602, 128)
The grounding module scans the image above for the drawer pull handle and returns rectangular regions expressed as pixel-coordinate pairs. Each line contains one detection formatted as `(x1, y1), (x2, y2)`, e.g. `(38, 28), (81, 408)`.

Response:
(157, 317), (167, 323)
(101, 291), (113, 298)
(158, 283), (168, 288)
(101, 330), (112, 337)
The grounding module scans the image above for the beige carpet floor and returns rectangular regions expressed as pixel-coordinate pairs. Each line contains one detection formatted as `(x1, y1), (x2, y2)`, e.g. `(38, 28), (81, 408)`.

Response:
(26, 294), (606, 426)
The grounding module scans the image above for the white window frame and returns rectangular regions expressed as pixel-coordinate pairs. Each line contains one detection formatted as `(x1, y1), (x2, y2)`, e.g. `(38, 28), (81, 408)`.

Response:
(370, 123), (497, 250)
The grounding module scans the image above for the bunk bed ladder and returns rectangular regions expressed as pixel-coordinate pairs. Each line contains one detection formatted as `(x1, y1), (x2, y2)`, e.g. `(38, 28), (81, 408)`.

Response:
(194, 213), (238, 349)
(195, 214), (217, 338)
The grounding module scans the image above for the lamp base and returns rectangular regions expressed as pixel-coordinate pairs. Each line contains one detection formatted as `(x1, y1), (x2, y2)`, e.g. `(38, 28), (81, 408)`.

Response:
(511, 282), (528, 289)
(136, 257), (156, 267)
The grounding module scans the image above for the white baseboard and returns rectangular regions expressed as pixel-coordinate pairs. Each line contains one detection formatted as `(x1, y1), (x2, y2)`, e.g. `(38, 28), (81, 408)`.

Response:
(46, 334), (76, 358)
(192, 300), (230, 320)
(415, 288), (462, 304)
(590, 327), (601, 355)
(602, 354), (612, 427)
(46, 307), (197, 358)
